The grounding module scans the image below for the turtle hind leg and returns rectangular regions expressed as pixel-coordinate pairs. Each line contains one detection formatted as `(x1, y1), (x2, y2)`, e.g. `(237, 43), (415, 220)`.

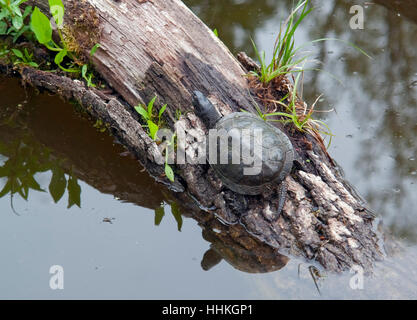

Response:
(260, 182), (287, 222)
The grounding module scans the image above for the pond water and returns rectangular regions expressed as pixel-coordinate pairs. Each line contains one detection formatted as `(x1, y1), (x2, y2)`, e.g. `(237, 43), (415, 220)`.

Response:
(0, 0), (417, 299)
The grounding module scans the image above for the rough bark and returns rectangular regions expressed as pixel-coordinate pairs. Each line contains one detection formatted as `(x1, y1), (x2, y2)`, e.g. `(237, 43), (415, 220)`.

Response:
(7, 0), (384, 272)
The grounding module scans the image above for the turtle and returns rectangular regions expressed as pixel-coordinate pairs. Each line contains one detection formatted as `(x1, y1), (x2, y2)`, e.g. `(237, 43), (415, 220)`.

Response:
(192, 91), (294, 215)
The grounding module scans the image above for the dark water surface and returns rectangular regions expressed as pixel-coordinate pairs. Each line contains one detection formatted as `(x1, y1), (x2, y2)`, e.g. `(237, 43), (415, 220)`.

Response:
(0, 0), (417, 299)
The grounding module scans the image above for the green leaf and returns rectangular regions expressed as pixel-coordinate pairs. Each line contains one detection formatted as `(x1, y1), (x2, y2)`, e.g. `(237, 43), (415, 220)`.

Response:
(30, 7), (52, 45)
(49, 167), (67, 203)
(170, 202), (183, 231)
(165, 163), (175, 182)
(148, 120), (159, 140)
(12, 4), (22, 17)
(86, 74), (95, 87)
(81, 64), (87, 78)
(154, 205), (165, 226)
(24, 48), (31, 59)
(134, 105), (149, 120)
(12, 15), (23, 30)
(90, 43), (100, 56)
(0, 9), (8, 20)
(213, 28), (218, 37)
(147, 95), (157, 116)
(22, 5), (32, 19)
(158, 104), (167, 120)
(0, 21), (7, 34)
(11, 24), (29, 42)
(54, 48), (67, 65)
(48, 0), (65, 28)
(11, 48), (23, 59)
(67, 175), (81, 208)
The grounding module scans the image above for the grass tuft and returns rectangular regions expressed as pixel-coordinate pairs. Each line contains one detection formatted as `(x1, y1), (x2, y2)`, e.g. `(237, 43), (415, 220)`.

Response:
(247, 0), (371, 151)
(249, 0), (312, 84)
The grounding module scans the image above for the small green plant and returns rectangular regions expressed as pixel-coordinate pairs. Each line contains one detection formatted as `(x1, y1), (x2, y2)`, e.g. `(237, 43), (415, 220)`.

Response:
(81, 64), (95, 87)
(134, 96), (175, 182)
(81, 43), (100, 87)
(30, 2), (76, 72)
(213, 28), (218, 37)
(134, 95), (167, 141)
(93, 119), (107, 133)
(248, 0), (370, 149)
(29, 0), (99, 86)
(11, 47), (38, 67)
(250, 0), (312, 84)
(250, 0), (371, 85)
(0, 0), (33, 43)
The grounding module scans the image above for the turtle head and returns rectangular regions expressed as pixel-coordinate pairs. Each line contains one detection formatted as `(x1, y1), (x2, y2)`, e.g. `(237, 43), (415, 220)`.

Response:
(192, 91), (221, 129)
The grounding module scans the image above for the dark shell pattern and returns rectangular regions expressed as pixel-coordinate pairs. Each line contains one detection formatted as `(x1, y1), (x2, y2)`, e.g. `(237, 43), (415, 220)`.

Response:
(209, 112), (294, 195)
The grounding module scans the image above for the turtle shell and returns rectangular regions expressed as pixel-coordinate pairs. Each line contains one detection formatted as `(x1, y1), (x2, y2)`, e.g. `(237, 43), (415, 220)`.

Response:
(208, 112), (294, 195)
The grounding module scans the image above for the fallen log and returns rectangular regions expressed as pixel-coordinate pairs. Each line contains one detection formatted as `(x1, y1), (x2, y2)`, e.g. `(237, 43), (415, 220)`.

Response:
(3, 0), (384, 272)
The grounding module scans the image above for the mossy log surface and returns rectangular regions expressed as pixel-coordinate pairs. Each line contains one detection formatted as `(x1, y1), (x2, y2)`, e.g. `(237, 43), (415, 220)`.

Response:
(9, 0), (385, 272)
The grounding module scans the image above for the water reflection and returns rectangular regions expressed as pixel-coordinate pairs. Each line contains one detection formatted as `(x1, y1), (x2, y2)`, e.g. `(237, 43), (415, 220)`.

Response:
(0, 136), (81, 212)
(185, 0), (278, 56)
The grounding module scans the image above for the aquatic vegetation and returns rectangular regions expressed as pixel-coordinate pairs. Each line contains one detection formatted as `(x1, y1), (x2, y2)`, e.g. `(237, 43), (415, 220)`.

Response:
(134, 95), (167, 141)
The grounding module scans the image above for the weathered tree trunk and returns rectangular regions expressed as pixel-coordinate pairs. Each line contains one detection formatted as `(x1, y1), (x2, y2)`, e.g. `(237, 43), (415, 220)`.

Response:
(10, 0), (384, 272)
